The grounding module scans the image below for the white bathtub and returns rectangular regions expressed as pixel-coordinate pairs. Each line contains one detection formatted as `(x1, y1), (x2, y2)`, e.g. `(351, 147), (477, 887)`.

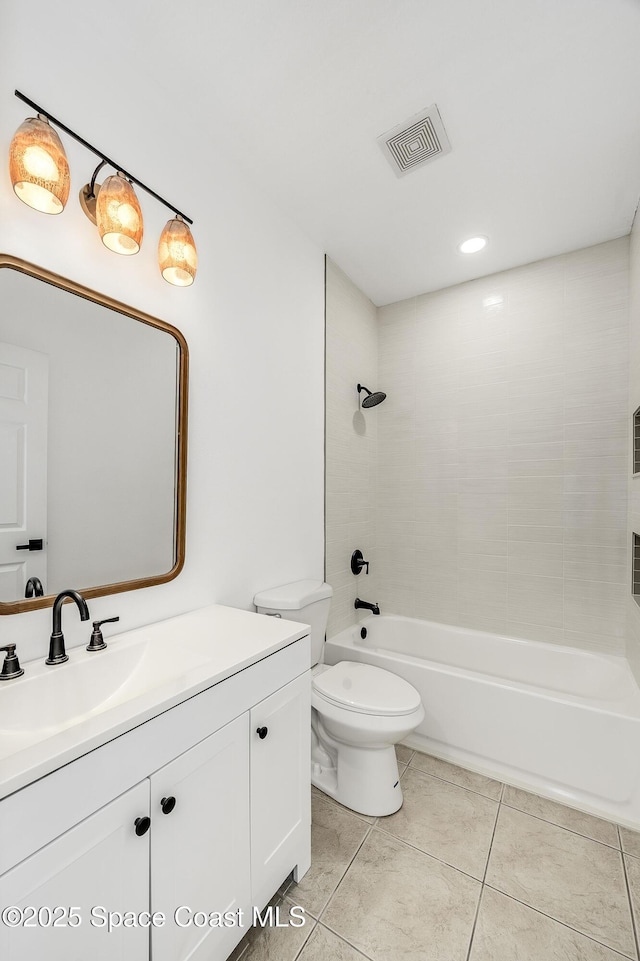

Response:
(324, 615), (640, 829)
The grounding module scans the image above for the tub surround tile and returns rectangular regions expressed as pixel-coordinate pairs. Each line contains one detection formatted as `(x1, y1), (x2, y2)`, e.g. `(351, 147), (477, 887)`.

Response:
(322, 829), (480, 961)
(621, 828), (640, 859)
(380, 767), (498, 880)
(486, 807), (635, 957)
(408, 751), (503, 801)
(502, 786), (620, 847)
(288, 795), (370, 917)
(469, 886), (628, 961)
(366, 240), (629, 652)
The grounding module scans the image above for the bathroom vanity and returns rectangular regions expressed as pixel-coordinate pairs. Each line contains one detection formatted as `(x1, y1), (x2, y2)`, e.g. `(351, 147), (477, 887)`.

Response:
(0, 605), (311, 961)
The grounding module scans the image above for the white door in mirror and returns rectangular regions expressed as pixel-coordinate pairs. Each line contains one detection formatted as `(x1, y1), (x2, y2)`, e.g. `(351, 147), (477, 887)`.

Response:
(0, 343), (48, 602)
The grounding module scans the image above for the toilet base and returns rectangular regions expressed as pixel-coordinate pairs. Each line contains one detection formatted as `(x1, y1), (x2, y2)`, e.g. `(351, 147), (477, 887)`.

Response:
(311, 734), (403, 817)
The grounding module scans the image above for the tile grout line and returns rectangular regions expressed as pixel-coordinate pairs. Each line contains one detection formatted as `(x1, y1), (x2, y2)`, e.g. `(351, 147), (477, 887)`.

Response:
(373, 822), (490, 886)
(405, 756), (503, 803)
(289, 915), (318, 961)
(316, 821), (376, 924)
(482, 881), (637, 961)
(499, 798), (622, 850)
(619, 825), (640, 961)
(305, 921), (377, 961)
(464, 885), (486, 961)
(464, 787), (504, 961)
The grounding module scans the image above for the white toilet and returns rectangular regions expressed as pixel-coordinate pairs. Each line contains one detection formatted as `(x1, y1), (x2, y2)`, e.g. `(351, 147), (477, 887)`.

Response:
(253, 580), (424, 817)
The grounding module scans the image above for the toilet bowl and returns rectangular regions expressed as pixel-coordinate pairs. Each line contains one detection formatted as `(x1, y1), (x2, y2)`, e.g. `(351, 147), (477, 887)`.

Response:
(253, 580), (424, 817)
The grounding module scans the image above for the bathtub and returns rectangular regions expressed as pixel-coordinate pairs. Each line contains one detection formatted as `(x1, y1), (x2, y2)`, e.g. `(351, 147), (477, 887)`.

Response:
(324, 615), (640, 829)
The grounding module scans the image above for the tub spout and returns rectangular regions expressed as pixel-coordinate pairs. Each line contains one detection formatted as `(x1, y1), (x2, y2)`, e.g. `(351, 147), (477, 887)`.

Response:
(354, 598), (380, 615)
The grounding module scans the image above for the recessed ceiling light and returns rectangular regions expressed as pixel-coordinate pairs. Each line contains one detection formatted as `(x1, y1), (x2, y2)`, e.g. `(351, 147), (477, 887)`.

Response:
(458, 236), (487, 254)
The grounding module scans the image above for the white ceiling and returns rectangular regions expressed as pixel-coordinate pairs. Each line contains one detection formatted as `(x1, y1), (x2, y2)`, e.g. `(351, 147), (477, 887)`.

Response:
(6, 0), (640, 305)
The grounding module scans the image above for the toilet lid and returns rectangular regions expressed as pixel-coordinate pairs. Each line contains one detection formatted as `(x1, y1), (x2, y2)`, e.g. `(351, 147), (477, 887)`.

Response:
(312, 661), (421, 716)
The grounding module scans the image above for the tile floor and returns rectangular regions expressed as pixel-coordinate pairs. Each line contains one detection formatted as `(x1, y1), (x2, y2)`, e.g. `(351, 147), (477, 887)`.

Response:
(230, 746), (640, 961)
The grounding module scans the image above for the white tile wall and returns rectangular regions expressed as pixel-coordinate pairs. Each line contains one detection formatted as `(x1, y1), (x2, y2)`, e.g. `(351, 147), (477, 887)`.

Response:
(375, 239), (629, 653)
(325, 259), (379, 636)
(326, 239), (631, 656)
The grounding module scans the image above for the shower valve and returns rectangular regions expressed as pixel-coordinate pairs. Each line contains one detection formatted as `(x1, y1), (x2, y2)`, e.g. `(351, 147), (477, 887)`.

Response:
(351, 550), (369, 575)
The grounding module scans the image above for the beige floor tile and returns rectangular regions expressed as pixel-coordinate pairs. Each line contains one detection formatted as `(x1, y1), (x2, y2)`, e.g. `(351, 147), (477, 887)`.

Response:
(311, 785), (376, 824)
(625, 853), (640, 935)
(298, 923), (371, 960)
(502, 785), (620, 847)
(287, 795), (370, 917)
(486, 806), (636, 957)
(621, 827), (640, 858)
(322, 829), (480, 961)
(395, 744), (414, 766)
(409, 751), (502, 800)
(469, 886), (628, 961)
(227, 898), (315, 961)
(380, 767), (498, 879)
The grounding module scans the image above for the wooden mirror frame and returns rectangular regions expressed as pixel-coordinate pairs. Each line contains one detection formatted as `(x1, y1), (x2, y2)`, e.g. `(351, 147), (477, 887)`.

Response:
(0, 254), (188, 613)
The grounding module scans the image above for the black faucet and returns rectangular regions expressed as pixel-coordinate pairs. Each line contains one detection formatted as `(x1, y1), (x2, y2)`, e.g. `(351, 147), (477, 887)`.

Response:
(46, 590), (90, 665)
(354, 597), (380, 616)
(25, 576), (44, 598)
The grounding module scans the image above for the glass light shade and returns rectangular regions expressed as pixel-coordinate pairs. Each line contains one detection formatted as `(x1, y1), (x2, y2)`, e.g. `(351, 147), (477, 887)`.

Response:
(158, 217), (197, 286)
(96, 173), (143, 255)
(9, 117), (70, 214)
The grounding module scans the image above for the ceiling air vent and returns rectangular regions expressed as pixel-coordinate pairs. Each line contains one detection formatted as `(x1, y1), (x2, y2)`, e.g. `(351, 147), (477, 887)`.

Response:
(377, 104), (451, 178)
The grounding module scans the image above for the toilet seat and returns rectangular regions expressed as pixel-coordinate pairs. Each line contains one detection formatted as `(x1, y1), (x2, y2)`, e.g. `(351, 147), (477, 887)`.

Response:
(312, 661), (421, 717)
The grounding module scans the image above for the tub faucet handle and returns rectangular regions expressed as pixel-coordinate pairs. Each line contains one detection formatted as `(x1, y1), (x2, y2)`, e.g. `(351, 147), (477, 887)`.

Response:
(351, 550), (370, 576)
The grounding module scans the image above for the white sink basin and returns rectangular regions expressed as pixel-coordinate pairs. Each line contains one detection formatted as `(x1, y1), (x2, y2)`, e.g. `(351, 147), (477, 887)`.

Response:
(0, 642), (147, 735)
(0, 625), (218, 741)
(0, 604), (309, 800)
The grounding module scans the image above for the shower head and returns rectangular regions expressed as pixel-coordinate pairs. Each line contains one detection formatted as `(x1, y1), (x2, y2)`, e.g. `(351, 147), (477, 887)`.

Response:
(357, 383), (387, 408)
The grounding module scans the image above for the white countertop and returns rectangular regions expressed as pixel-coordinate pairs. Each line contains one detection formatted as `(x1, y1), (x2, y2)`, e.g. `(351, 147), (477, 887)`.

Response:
(0, 604), (308, 800)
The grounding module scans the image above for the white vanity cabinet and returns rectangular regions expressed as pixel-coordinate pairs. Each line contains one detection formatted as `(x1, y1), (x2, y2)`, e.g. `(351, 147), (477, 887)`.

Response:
(151, 712), (251, 961)
(0, 609), (311, 961)
(0, 781), (150, 961)
(250, 672), (311, 912)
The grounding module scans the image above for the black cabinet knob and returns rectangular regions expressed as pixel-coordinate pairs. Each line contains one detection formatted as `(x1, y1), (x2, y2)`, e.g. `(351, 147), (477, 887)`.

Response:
(134, 816), (151, 836)
(256, 726), (268, 740)
(160, 796), (176, 815)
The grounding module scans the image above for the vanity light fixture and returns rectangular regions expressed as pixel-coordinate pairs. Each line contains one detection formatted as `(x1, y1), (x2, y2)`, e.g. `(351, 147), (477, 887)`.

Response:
(9, 91), (197, 285)
(458, 235), (487, 254)
(9, 115), (70, 214)
(96, 172), (144, 256)
(158, 216), (197, 287)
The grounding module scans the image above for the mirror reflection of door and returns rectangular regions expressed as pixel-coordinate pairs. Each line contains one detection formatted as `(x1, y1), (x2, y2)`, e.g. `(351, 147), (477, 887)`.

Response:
(0, 343), (48, 602)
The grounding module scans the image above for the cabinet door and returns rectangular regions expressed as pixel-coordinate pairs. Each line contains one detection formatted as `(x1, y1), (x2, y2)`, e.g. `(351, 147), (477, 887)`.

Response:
(250, 671), (311, 910)
(0, 780), (149, 961)
(150, 712), (250, 961)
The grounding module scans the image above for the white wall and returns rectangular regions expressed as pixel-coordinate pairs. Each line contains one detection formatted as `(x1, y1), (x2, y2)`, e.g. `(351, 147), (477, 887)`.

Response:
(0, 13), (325, 661)
(375, 239), (629, 654)
(325, 260), (378, 637)
(628, 213), (640, 684)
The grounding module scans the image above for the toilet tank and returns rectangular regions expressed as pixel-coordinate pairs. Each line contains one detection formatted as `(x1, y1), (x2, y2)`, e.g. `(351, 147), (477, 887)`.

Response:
(253, 580), (332, 666)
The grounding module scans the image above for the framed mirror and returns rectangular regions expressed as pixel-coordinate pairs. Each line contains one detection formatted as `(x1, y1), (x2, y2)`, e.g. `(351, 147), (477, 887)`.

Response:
(0, 254), (188, 613)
